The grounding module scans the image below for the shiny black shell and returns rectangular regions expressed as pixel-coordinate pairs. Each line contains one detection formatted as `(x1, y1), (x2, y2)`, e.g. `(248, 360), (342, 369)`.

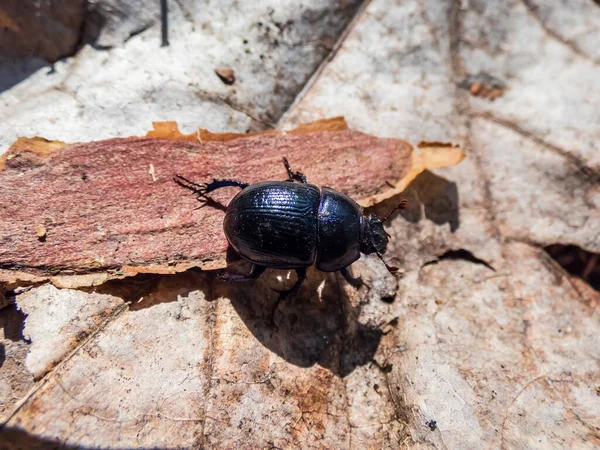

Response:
(223, 181), (363, 271)
(224, 182), (320, 269)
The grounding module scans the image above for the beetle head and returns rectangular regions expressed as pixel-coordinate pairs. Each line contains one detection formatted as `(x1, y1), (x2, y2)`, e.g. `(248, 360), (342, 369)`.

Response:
(360, 200), (407, 274)
(361, 214), (389, 256)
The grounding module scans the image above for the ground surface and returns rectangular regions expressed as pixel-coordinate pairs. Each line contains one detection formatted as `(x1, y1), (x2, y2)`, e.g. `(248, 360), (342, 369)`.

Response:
(0, 1), (599, 448)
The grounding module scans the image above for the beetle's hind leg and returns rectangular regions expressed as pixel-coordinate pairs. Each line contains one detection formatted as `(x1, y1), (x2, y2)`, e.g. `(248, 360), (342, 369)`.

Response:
(218, 264), (267, 282)
(282, 157), (307, 184)
(174, 175), (249, 196)
(271, 267), (307, 326)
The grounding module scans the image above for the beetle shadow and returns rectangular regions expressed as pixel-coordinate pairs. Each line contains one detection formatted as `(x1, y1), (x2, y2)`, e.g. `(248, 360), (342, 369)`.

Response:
(81, 261), (381, 378)
(217, 259), (384, 378)
(81, 269), (213, 311)
(373, 170), (460, 232)
(0, 425), (183, 450)
(212, 170), (459, 377)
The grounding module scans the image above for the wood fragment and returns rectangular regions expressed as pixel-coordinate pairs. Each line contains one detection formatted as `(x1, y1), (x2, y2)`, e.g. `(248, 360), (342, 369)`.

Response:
(33, 225), (46, 241)
(0, 119), (464, 287)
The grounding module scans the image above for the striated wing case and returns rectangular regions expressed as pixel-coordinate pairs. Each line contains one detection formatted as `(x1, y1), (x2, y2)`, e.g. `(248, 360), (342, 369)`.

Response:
(223, 181), (320, 268)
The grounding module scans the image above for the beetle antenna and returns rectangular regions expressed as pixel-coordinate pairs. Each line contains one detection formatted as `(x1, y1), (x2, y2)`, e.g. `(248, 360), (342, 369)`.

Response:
(375, 249), (399, 274)
(381, 199), (407, 222)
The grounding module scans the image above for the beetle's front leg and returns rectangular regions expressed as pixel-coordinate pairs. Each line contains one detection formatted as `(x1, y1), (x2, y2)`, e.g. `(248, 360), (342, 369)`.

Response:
(340, 266), (363, 289)
(174, 175), (250, 196)
(218, 264), (267, 281)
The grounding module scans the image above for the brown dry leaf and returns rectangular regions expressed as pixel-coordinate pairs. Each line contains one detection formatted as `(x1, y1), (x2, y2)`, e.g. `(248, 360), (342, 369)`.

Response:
(0, 118), (463, 288)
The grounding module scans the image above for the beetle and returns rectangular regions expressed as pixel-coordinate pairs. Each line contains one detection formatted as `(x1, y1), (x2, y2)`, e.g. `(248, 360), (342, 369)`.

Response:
(175, 158), (405, 302)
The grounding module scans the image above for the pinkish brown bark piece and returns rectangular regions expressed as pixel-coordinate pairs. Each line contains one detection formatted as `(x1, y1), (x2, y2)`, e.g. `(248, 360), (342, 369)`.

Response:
(0, 120), (462, 287)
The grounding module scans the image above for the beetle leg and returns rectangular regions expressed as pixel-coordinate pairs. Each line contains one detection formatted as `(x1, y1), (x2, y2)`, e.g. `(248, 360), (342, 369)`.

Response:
(218, 264), (267, 281)
(375, 249), (400, 274)
(203, 179), (250, 193)
(340, 266), (363, 289)
(282, 157), (308, 184)
(271, 267), (307, 325)
(174, 175), (249, 196)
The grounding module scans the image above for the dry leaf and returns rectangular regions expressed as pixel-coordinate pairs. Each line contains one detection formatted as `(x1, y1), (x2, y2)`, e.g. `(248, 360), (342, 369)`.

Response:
(1, 0), (599, 448)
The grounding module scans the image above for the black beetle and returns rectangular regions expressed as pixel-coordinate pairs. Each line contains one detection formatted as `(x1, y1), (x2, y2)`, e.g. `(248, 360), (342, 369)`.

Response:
(175, 158), (405, 300)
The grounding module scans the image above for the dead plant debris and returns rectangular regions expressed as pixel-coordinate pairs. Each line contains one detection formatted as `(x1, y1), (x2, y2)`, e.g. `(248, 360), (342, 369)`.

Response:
(459, 72), (507, 101)
(215, 68), (235, 85)
(33, 225), (46, 241)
